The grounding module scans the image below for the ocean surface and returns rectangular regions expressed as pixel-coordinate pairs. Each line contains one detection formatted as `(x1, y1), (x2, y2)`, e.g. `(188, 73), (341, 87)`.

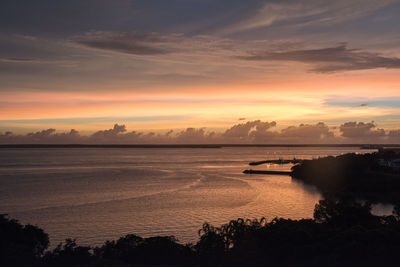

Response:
(0, 147), (376, 246)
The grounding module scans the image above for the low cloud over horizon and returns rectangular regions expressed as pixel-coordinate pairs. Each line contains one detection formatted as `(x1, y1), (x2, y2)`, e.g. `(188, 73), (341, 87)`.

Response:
(1, 120), (399, 145)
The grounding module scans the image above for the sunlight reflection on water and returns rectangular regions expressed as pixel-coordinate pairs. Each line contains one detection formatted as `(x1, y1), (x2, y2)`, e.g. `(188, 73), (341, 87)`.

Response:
(0, 147), (376, 246)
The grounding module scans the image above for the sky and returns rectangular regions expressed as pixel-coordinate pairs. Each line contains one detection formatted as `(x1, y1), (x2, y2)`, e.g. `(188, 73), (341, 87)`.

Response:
(1, 0), (400, 143)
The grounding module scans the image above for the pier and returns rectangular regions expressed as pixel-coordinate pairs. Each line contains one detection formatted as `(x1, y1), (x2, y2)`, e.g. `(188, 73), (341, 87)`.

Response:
(243, 170), (292, 175)
(249, 159), (303, 166)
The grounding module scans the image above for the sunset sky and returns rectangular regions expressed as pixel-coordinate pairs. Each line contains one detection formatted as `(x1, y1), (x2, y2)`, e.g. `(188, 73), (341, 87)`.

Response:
(1, 0), (400, 142)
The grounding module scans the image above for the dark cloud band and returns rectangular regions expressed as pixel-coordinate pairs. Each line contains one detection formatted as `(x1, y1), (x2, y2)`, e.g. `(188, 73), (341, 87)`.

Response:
(74, 31), (171, 55)
(241, 44), (400, 72)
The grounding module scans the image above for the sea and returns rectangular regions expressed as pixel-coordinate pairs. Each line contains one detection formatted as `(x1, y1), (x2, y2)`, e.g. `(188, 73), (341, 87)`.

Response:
(0, 147), (379, 247)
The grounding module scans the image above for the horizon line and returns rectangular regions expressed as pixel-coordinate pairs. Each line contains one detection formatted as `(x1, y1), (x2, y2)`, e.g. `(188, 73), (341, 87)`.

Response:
(1, 144), (399, 149)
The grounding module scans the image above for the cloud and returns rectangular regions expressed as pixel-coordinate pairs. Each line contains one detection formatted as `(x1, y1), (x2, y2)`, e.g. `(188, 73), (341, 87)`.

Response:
(339, 121), (386, 142)
(3, 121), (398, 144)
(241, 44), (400, 72)
(324, 96), (400, 108)
(218, 0), (396, 35)
(3, 29), (399, 91)
(74, 31), (172, 55)
(0, 57), (35, 63)
(26, 128), (56, 140)
(174, 128), (216, 144)
(222, 121), (274, 140)
(1, 128), (82, 144)
(73, 31), (238, 57)
(278, 122), (334, 142)
(90, 124), (127, 142)
(0, 115), (190, 125)
(387, 130), (400, 143)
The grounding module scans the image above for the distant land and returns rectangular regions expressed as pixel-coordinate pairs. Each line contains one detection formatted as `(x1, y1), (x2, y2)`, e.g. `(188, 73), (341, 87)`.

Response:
(1, 144), (400, 149)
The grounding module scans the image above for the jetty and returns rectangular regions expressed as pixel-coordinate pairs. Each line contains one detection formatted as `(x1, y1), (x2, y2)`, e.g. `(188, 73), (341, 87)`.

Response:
(249, 159), (303, 166)
(243, 170), (292, 175)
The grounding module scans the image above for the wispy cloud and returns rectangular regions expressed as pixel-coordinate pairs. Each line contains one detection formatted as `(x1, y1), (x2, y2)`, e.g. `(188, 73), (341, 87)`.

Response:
(240, 44), (400, 72)
(73, 31), (237, 56)
(325, 96), (400, 108)
(217, 0), (397, 35)
(74, 31), (172, 55)
(0, 115), (189, 125)
(74, 32), (400, 73)
(0, 57), (35, 63)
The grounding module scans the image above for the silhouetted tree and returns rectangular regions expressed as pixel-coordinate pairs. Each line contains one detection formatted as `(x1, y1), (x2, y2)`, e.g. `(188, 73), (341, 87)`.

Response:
(94, 234), (195, 266)
(313, 198), (379, 226)
(42, 239), (93, 266)
(0, 214), (49, 267)
(195, 223), (225, 265)
(393, 205), (400, 221)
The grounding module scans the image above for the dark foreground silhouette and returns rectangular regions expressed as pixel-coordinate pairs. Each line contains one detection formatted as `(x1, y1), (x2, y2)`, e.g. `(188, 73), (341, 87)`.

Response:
(2, 198), (400, 267)
(291, 151), (400, 204)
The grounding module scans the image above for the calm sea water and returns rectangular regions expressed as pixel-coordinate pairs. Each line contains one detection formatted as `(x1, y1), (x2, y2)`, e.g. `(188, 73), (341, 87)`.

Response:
(0, 147), (375, 246)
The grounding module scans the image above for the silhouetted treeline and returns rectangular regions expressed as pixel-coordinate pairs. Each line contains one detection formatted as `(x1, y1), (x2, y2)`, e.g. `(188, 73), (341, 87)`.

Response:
(2, 198), (400, 267)
(291, 151), (400, 204)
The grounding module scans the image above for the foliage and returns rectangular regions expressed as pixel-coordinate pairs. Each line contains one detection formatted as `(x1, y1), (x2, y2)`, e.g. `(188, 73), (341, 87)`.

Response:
(291, 152), (400, 204)
(93, 234), (195, 266)
(3, 199), (400, 266)
(42, 239), (93, 266)
(0, 214), (49, 267)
